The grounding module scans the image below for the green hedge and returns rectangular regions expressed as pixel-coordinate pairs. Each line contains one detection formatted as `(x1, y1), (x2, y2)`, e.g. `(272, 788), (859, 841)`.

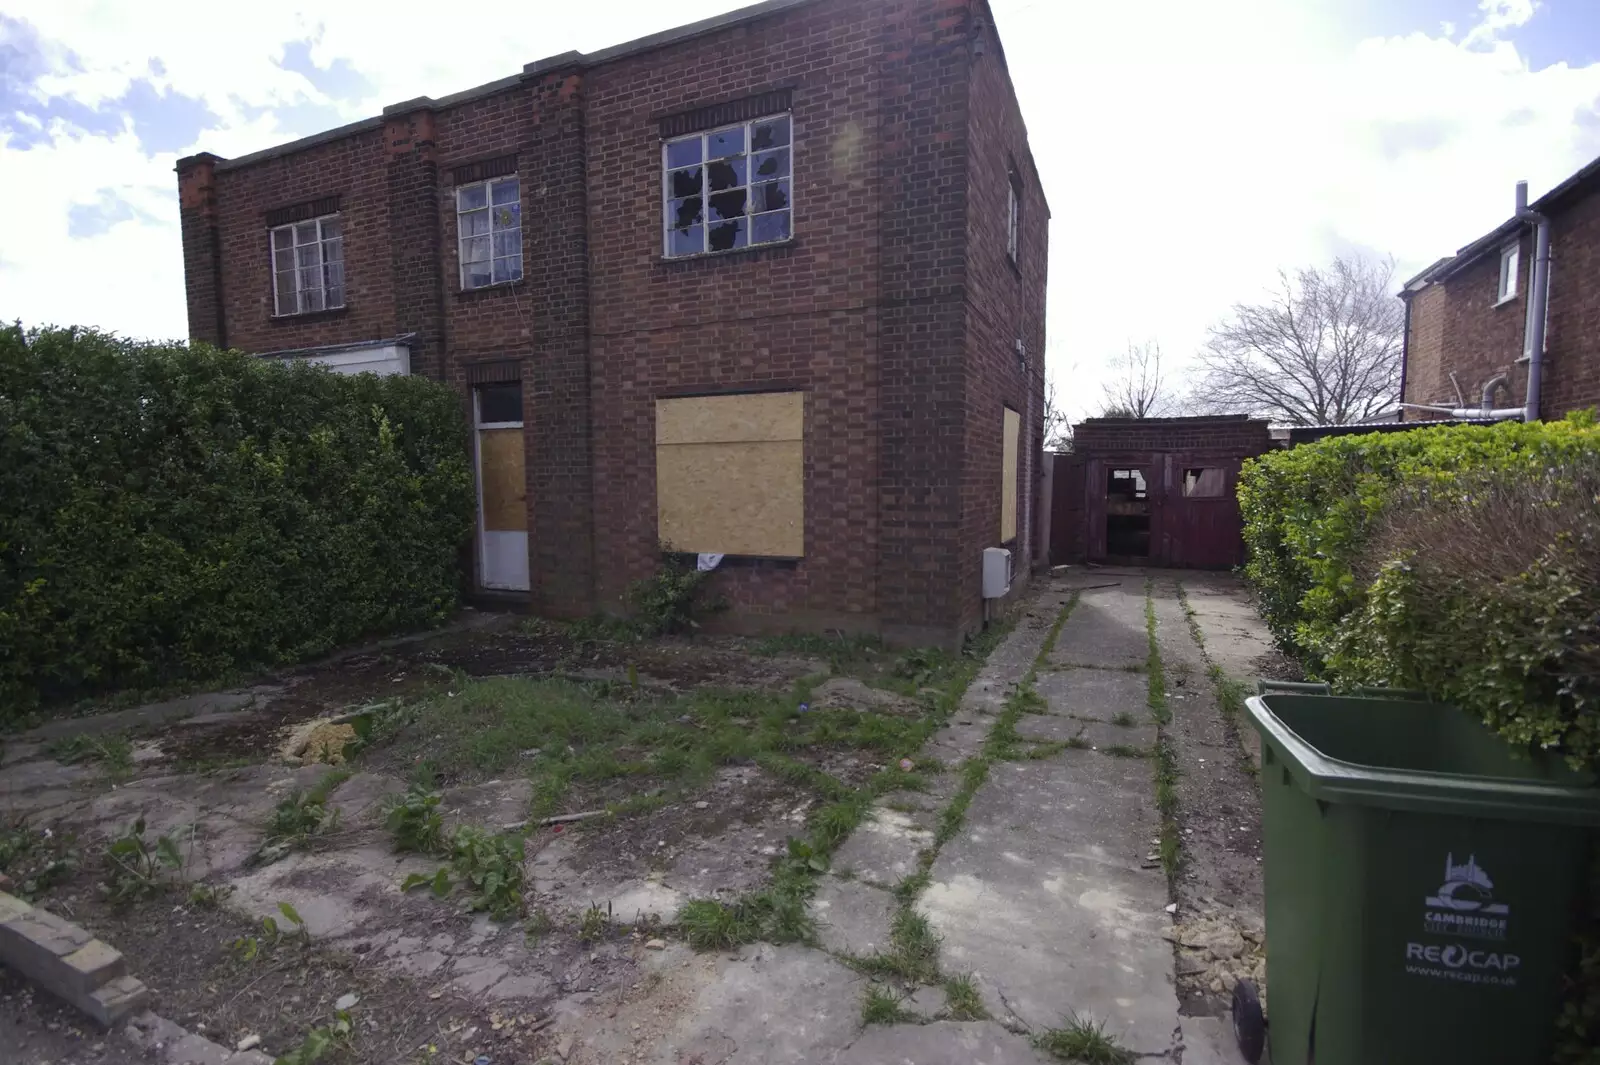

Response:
(0, 326), (475, 717)
(1239, 414), (1600, 763)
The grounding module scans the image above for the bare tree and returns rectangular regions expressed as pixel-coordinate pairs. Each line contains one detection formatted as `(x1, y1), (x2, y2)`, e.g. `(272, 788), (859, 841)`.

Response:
(1099, 340), (1174, 419)
(1042, 374), (1073, 451)
(1192, 256), (1403, 425)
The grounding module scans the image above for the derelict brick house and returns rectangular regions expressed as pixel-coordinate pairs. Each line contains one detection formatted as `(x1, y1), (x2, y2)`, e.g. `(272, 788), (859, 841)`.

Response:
(174, 0), (1050, 647)
(1400, 153), (1600, 422)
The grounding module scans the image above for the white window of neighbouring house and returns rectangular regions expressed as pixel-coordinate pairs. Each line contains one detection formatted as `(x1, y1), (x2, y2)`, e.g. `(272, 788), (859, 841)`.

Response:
(1007, 175), (1020, 263)
(663, 114), (792, 258)
(1497, 242), (1520, 303)
(271, 216), (343, 316)
(458, 177), (523, 289)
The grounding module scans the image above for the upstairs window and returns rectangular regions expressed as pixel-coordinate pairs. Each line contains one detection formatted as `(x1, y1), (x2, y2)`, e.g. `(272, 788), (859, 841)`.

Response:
(1006, 172), (1021, 263)
(271, 216), (343, 315)
(1497, 241), (1519, 303)
(458, 177), (522, 289)
(663, 114), (792, 258)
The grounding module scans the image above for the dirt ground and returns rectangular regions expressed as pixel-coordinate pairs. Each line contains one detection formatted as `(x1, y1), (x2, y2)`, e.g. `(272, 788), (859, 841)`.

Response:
(0, 614), (985, 1064)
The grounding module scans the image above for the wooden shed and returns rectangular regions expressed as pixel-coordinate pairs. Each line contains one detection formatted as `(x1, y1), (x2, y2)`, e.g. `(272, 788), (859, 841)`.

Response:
(1049, 415), (1274, 570)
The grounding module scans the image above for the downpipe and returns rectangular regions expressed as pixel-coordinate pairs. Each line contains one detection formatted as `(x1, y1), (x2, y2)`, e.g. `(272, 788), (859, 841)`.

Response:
(1515, 180), (1551, 423)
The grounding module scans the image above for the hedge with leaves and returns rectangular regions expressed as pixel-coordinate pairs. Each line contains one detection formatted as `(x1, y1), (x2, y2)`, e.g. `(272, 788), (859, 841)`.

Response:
(1239, 414), (1600, 763)
(1, 326), (475, 717)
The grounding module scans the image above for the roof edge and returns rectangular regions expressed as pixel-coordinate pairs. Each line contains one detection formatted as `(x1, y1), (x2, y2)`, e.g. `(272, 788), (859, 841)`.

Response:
(206, 0), (822, 173)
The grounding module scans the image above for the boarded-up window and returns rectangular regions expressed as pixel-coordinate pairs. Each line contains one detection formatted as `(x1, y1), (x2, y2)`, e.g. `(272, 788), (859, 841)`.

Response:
(1001, 407), (1020, 542)
(656, 392), (804, 557)
(1183, 467), (1227, 498)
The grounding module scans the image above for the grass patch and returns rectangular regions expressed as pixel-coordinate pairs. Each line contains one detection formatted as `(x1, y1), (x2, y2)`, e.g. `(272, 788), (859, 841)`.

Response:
(1209, 664), (1251, 727)
(0, 816), (77, 901)
(858, 907), (942, 984)
(1034, 1014), (1136, 1064)
(1102, 744), (1149, 759)
(677, 880), (815, 951)
(256, 768), (349, 863)
(1111, 711), (1136, 728)
(944, 972), (989, 1020)
(43, 733), (133, 773)
(1146, 581), (1181, 885)
(862, 984), (914, 1025)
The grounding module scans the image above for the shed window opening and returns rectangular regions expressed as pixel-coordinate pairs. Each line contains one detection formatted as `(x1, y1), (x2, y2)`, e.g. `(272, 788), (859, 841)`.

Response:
(458, 176), (523, 290)
(271, 215), (344, 316)
(663, 114), (792, 258)
(1182, 467), (1227, 498)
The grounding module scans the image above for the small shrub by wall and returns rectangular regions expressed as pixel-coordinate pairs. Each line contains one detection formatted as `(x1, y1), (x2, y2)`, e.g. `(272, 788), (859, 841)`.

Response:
(0, 326), (475, 717)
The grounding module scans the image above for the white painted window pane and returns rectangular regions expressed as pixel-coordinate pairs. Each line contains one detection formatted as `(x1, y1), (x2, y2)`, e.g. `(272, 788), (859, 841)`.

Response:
(464, 261), (492, 288)
(666, 138), (701, 168)
(751, 210), (790, 245)
(272, 228), (292, 252)
(668, 224), (703, 257)
(751, 148), (789, 181)
(493, 231), (520, 259)
(462, 235), (491, 264)
(322, 237), (343, 265)
(274, 248), (294, 273)
(320, 218), (341, 240)
(461, 209), (490, 237)
(707, 126), (744, 159)
(459, 184), (487, 211)
(491, 178), (519, 205)
(492, 202), (520, 231)
(750, 115), (789, 150)
(324, 260), (345, 301)
(275, 274), (297, 315)
(296, 244), (320, 270)
(752, 180), (789, 214)
(294, 221), (318, 245)
(300, 278), (324, 311)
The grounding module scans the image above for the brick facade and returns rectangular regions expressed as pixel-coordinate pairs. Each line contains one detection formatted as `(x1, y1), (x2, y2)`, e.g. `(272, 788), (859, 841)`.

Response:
(174, 0), (1048, 647)
(1402, 159), (1600, 422)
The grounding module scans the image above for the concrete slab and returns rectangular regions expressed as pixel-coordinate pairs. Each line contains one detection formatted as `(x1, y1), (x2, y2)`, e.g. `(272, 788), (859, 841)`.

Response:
(835, 1020), (1054, 1065)
(1180, 574), (1279, 682)
(1033, 668), (1149, 721)
(1046, 587), (1148, 672)
(828, 806), (934, 889)
(1181, 1015), (1266, 1064)
(1014, 712), (1156, 753)
(810, 876), (896, 957)
(920, 755), (1177, 1057)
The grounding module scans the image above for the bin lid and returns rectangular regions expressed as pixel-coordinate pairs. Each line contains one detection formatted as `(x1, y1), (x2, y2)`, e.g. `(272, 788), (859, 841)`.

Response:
(1245, 694), (1600, 824)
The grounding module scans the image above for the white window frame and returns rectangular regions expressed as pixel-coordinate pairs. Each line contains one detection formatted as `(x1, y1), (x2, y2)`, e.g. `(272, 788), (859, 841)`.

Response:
(1497, 241), (1520, 304)
(1006, 175), (1020, 262)
(270, 215), (344, 316)
(456, 176), (523, 291)
(662, 113), (793, 258)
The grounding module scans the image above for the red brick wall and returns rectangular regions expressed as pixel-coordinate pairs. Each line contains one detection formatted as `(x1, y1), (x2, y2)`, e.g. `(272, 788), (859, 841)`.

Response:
(1543, 190), (1600, 418)
(1403, 186), (1600, 421)
(1072, 417), (1273, 455)
(583, 0), (888, 632)
(959, 2), (1048, 633)
(211, 128), (394, 355)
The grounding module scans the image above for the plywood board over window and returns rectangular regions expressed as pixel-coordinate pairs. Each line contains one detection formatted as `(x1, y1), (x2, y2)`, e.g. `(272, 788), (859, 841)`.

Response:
(656, 392), (804, 557)
(1002, 407), (1020, 542)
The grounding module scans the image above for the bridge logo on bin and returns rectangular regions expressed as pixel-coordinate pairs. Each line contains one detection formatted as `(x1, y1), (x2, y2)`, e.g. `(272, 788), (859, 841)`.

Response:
(1422, 853), (1508, 941)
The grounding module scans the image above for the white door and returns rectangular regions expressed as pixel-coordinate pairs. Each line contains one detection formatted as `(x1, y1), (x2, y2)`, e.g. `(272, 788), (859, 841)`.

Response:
(473, 383), (530, 592)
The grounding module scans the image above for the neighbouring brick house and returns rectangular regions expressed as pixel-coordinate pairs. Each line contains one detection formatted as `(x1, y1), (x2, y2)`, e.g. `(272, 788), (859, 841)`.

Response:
(175, 0), (1049, 647)
(1400, 153), (1600, 422)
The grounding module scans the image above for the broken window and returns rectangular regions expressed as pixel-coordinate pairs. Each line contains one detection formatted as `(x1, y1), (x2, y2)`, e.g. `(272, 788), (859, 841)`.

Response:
(457, 176), (523, 290)
(1106, 468), (1150, 558)
(1182, 467), (1227, 498)
(663, 114), (792, 258)
(270, 215), (343, 315)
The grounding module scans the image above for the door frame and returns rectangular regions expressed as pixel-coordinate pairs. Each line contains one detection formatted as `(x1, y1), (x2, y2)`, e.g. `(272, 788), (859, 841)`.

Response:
(472, 387), (530, 592)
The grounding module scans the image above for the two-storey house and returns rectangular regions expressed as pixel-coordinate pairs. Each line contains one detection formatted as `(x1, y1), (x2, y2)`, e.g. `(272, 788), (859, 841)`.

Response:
(176, 0), (1049, 647)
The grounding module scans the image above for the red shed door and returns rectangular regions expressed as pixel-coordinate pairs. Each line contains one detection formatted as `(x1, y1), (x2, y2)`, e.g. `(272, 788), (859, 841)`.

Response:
(1170, 458), (1244, 569)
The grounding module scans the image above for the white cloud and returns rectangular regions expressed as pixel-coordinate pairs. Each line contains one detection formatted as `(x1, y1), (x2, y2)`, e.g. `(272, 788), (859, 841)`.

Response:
(0, 0), (1597, 429)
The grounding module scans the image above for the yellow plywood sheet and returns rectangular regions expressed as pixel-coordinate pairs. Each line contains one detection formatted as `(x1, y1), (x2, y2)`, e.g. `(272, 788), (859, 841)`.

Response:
(657, 392), (804, 446)
(1001, 407), (1020, 542)
(479, 428), (528, 532)
(657, 440), (803, 557)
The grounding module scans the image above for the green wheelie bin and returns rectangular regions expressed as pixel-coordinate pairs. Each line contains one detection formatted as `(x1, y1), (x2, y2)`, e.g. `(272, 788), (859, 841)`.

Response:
(1236, 691), (1600, 1065)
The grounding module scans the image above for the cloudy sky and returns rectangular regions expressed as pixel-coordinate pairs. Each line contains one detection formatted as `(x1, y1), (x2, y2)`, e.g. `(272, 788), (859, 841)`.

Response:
(2, 0), (1598, 420)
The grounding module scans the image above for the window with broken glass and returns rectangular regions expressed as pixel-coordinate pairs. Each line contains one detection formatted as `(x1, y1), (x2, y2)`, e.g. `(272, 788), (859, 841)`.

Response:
(271, 215), (344, 316)
(457, 177), (523, 289)
(663, 114), (792, 257)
